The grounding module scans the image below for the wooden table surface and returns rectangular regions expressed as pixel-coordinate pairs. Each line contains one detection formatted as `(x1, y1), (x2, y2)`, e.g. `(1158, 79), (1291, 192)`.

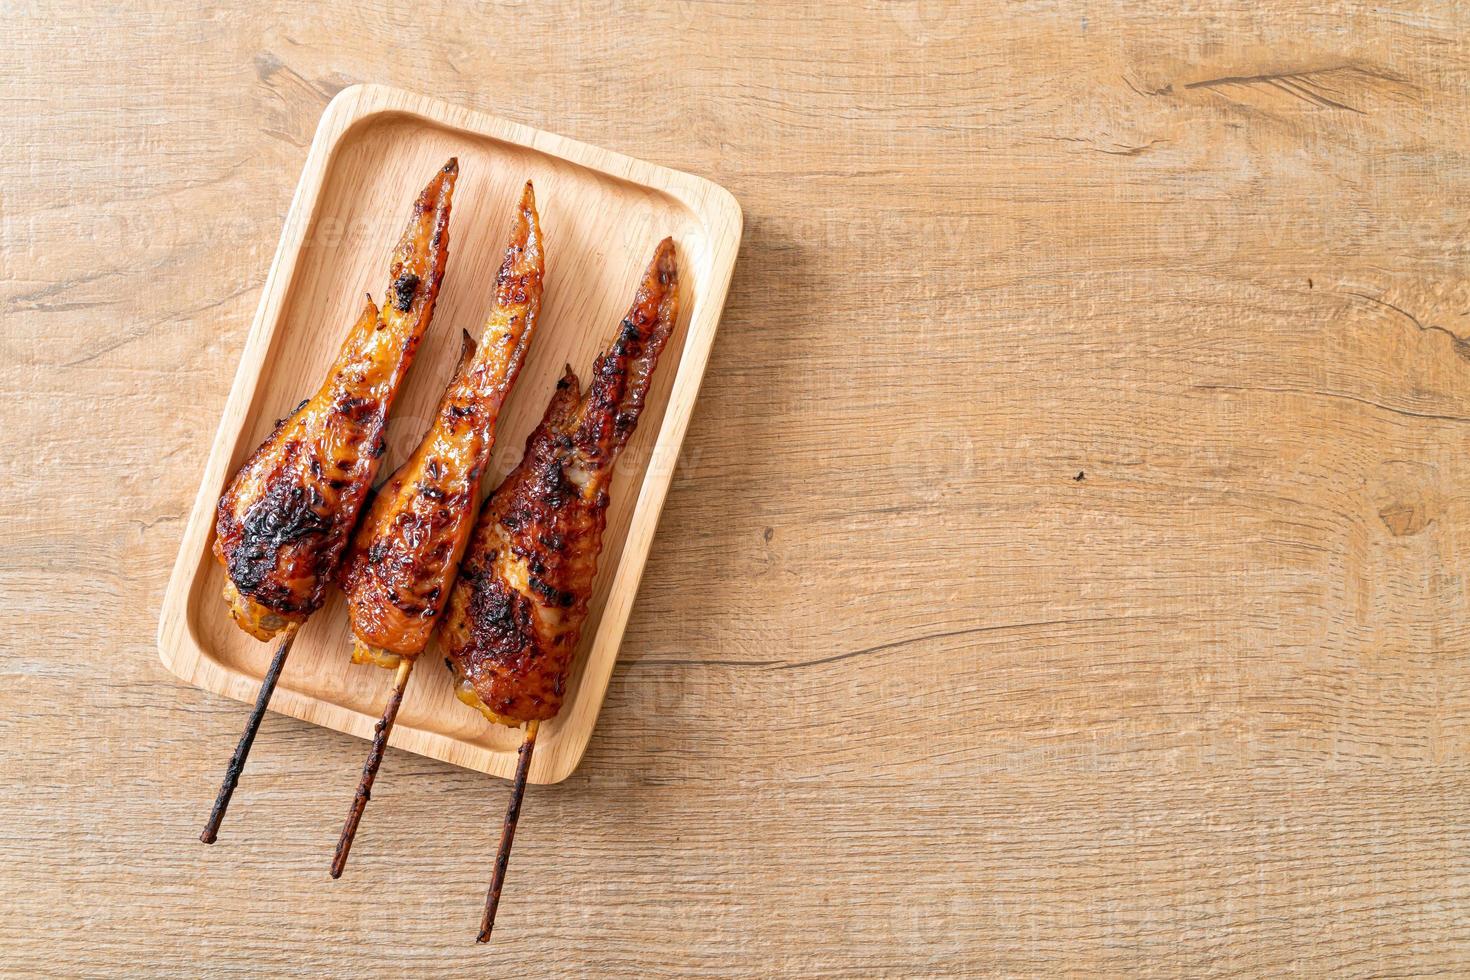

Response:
(4, 2), (1468, 975)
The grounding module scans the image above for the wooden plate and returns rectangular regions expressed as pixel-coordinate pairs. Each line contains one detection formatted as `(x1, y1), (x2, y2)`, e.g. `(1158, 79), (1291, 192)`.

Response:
(156, 84), (741, 784)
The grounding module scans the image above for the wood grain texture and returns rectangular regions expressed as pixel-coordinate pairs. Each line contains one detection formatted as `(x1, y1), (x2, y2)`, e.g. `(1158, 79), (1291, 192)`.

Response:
(3, 1), (1469, 975)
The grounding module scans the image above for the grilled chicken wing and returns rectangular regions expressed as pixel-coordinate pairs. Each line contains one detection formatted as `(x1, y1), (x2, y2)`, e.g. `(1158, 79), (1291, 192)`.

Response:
(340, 182), (545, 666)
(440, 238), (678, 725)
(213, 159), (458, 640)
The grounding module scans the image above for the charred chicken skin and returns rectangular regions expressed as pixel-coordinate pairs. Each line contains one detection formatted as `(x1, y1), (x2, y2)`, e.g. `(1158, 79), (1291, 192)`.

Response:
(340, 182), (545, 667)
(440, 238), (678, 725)
(213, 159), (458, 640)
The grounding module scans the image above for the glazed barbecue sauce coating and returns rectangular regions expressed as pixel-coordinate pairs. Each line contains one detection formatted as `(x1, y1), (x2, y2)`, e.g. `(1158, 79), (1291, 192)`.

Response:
(340, 182), (545, 666)
(212, 159), (458, 640)
(440, 238), (678, 725)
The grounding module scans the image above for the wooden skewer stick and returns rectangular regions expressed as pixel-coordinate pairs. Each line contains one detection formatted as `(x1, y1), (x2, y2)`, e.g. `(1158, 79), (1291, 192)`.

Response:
(200, 626), (300, 844)
(478, 719), (540, 943)
(331, 657), (414, 878)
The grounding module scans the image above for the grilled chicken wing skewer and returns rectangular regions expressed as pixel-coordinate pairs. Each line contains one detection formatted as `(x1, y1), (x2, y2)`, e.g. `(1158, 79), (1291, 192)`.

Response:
(331, 183), (545, 877)
(200, 160), (458, 843)
(214, 159), (458, 640)
(439, 238), (678, 940)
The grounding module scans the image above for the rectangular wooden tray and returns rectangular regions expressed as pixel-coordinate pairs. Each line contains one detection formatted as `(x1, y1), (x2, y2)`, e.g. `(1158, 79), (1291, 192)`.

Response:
(157, 84), (741, 784)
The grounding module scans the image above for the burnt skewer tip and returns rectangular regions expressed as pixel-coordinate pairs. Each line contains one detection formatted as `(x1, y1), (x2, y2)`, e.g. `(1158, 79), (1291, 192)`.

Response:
(331, 657), (414, 878)
(200, 628), (299, 844)
(478, 719), (540, 943)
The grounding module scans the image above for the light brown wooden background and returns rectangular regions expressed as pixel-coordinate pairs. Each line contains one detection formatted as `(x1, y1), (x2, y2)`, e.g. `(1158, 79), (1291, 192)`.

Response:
(3, 2), (1468, 976)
